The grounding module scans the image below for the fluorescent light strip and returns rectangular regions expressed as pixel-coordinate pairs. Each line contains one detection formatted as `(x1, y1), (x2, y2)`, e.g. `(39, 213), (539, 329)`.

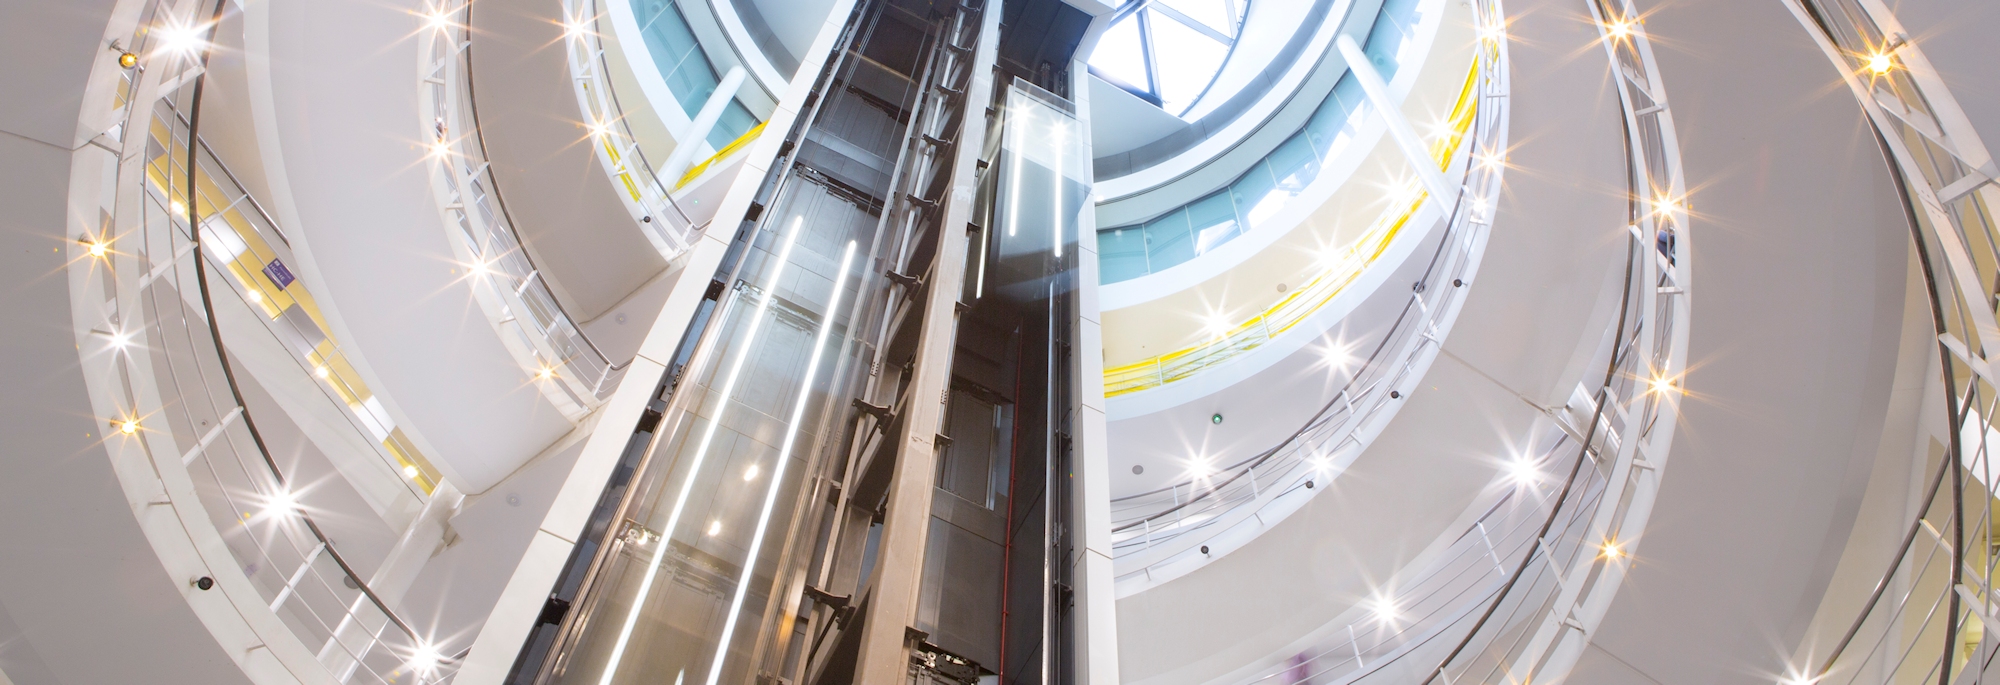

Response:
(702, 240), (857, 685)
(597, 216), (808, 685)
(1007, 104), (1026, 238)
(1051, 122), (1064, 259)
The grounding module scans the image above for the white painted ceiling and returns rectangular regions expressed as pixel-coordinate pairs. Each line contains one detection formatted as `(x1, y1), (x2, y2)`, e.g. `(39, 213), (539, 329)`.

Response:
(0, 3), (264, 680)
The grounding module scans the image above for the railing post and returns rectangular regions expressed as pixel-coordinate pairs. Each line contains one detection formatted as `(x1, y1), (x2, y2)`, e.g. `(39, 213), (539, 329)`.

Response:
(269, 542), (327, 613)
(1477, 521), (1505, 576)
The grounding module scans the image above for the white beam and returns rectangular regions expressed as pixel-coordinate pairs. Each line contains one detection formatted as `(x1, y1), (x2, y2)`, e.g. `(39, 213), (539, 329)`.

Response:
(661, 66), (748, 182)
(1335, 34), (1458, 210)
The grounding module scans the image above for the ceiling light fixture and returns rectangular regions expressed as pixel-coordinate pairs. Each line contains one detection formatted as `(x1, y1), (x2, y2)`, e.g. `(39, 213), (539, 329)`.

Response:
(118, 418), (141, 435)
(1607, 19), (1632, 39)
(155, 21), (204, 57)
(268, 488), (299, 518)
(1370, 595), (1400, 623)
(1866, 51), (1893, 75)
(707, 520), (722, 536)
(1505, 455), (1539, 487)
(409, 641), (443, 675)
(1648, 373), (1677, 396)
(1185, 457), (1215, 480)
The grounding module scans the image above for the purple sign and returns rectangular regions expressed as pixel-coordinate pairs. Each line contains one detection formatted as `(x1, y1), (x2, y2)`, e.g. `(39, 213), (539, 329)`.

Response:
(263, 258), (296, 289)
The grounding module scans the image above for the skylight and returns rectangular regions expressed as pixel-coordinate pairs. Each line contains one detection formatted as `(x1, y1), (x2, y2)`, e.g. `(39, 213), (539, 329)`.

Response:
(1088, 0), (1247, 117)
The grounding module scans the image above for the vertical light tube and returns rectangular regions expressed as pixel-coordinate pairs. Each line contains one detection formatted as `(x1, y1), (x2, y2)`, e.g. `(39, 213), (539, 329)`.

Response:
(1051, 121), (1064, 259)
(1007, 105), (1026, 238)
(597, 216), (808, 685)
(702, 240), (858, 685)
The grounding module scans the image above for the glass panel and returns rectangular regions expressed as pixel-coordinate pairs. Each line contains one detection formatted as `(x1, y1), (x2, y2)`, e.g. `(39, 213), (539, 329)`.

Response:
(1147, 9), (1229, 115)
(634, 0), (764, 146)
(1186, 190), (1240, 254)
(667, 60), (721, 117)
(1098, 226), (1150, 283)
(1157, 0), (1236, 36)
(1268, 133), (1319, 194)
(1364, 0), (1415, 80)
(633, 0), (707, 116)
(940, 388), (1009, 509)
(550, 181), (875, 685)
(1304, 77), (1364, 160)
(712, 101), (759, 148)
(1228, 160), (1280, 230)
(1087, 14), (1151, 92)
(1144, 208), (1196, 269)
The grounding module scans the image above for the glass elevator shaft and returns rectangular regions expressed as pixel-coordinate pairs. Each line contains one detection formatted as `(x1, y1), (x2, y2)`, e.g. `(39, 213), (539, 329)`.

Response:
(505, 1), (1092, 683)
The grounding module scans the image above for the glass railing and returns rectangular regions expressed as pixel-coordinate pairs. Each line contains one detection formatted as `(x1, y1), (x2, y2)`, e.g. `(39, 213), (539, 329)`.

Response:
(1777, 0), (2000, 683)
(1097, 0), (1428, 284)
(421, 0), (628, 415)
(629, 0), (760, 149)
(72, 2), (466, 682)
(1101, 56), (1481, 399)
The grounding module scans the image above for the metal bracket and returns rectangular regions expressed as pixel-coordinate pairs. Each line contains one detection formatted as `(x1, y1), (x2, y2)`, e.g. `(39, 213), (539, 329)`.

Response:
(853, 398), (894, 424)
(885, 269), (922, 290)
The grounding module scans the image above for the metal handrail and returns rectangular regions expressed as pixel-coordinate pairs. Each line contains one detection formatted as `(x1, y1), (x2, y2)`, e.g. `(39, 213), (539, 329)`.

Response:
(1778, 0), (2000, 682)
(1105, 12), (1512, 586)
(419, 0), (629, 414)
(74, 2), (462, 681)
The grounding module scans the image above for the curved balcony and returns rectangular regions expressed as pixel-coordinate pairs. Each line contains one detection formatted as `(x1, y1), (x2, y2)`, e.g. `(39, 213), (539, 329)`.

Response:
(1767, 0), (2000, 682)
(1102, 0), (1506, 593)
(419, 1), (630, 418)
(1095, 0), (1429, 285)
(1112, 2), (1690, 679)
(67, 4), (474, 680)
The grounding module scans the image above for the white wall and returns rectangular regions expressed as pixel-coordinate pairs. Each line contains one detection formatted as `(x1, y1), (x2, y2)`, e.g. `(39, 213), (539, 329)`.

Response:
(1567, 0), (1917, 681)
(0, 2), (261, 682)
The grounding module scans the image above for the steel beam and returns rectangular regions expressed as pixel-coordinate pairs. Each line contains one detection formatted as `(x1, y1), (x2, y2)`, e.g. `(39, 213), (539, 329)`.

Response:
(850, 3), (1003, 682)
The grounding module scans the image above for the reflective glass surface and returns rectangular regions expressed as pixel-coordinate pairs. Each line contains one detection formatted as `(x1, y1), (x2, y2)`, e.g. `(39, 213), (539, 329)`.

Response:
(631, 0), (761, 149)
(1095, 0), (1430, 283)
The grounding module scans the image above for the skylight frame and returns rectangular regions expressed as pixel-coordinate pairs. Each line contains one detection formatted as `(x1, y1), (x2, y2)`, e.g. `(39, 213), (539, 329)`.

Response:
(1090, 0), (1249, 117)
